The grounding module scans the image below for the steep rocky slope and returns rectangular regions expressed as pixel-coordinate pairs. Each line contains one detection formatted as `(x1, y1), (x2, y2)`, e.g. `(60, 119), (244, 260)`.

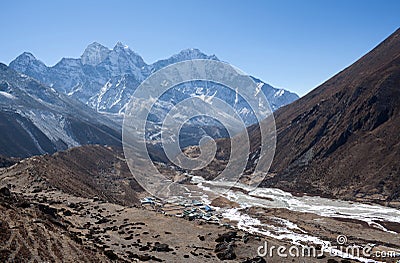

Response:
(0, 64), (121, 158)
(260, 28), (400, 205)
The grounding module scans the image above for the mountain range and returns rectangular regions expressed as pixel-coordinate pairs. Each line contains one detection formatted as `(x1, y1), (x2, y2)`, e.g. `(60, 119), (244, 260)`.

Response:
(9, 42), (299, 120)
(5, 43), (299, 153)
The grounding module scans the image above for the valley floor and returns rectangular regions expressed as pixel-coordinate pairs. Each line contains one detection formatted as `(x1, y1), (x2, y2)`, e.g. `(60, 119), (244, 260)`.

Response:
(0, 172), (399, 262)
(0, 146), (399, 263)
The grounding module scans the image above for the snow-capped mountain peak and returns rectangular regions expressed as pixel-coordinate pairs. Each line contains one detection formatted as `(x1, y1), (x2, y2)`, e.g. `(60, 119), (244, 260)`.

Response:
(18, 52), (37, 61)
(10, 52), (45, 69)
(113, 41), (130, 50)
(9, 52), (48, 80)
(81, 42), (110, 66)
(150, 48), (219, 73)
(166, 48), (219, 63)
(107, 42), (147, 70)
(175, 48), (217, 60)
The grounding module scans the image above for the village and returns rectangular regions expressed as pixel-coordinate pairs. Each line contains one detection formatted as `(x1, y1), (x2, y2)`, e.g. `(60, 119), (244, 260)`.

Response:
(140, 197), (226, 224)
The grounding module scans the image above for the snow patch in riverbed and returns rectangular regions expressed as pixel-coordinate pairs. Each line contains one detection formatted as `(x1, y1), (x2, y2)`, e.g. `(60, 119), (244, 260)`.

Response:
(222, 208), (383, 263)
(199, 179), (400, 231)
(190, 178), (398, 262)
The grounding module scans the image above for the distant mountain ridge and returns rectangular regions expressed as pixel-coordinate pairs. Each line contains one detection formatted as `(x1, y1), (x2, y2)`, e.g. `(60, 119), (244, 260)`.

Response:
(0, 63), (121, 157)
(9, 43), (299, 118)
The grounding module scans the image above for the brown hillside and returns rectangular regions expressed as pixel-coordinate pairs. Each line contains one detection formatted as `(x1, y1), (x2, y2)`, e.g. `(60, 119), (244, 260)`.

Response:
(0, 145), (143, 206)
(260, 28), (400, 206)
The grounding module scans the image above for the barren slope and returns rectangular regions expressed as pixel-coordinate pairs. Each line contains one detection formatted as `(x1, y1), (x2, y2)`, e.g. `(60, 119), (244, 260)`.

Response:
(260, 28), (400, 205)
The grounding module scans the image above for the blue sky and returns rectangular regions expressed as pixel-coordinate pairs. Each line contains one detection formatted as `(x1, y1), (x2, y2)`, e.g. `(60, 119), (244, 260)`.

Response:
(1, 0), (399, 96)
